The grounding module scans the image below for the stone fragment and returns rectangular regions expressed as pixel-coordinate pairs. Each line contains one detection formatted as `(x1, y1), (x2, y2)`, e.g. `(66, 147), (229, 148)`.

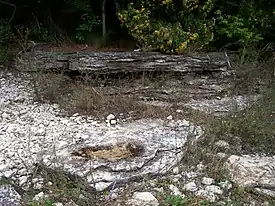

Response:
(166, 115), (173, 120)
(225, 155), (275, 191)
(218, 180), (232, 190)
(205, 185), (223, 195)
(106, 114), (115, 120)
(35, 127), (46, 136)
(128, 192), (159, 206)
(196, 162), (205, 171)
(110, 119), (117, 125)
(53, 203), (63, 206)
(168, 184), (185, 198)
(202, 177), (214, 185)
(184, 182), (198, 192)
(172, 166), (179, 174)
(33, 192), (46, 201)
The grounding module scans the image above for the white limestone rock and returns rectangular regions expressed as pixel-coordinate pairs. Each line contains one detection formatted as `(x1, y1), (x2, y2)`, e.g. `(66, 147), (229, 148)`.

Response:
(128, 192), (159, 206)
(218, 180), (232, 190)
(110, 119), (117, 125)
(205, 185), (223, 195)
(106, 114), (115, 121)
(0, 71), (204, 193)
(225, 155), (275, 189)
(166, 115), (173, 120)
(184, 182), (198, 192)
(202, 177), (214, 185)
(33, 192), (46, 201)
(53, 203), (63, 206)
(172, 166), (179, 174)
(168, 184), (185, 198)
(0, 185), (21, 206)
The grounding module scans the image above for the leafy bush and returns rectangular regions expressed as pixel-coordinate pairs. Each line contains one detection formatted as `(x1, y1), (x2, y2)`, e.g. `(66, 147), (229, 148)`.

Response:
(76, 12), (101, 43)
(69, 0), (101, 43)
(214, 0), (272, 48)
(118, 0), (214, 53)
(29, 22), (56, 42)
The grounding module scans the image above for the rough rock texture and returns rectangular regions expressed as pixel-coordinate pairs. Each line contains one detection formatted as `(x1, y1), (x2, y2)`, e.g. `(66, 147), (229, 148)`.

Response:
(16, 51), (228, 74)
(0, 185), (21, 206)
(184, 95), (260, 116)
(0, 71), (203, 191)
(15, 51), (261, 117)
(128, 192), (159, 206)
(225, 155), (275, 197)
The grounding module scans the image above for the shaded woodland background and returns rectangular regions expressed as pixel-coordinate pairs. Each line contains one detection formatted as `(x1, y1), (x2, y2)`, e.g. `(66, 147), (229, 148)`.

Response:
(0, 0), (274, 56)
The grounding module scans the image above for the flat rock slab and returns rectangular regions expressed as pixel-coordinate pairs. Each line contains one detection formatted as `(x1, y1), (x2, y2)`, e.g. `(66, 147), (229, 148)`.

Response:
(225, 155), (275, 197)
(0, 71), (202, 191)
(45, 118), (203, 191)
(184, 95), (260, 116)
(16, 51), (228, 74)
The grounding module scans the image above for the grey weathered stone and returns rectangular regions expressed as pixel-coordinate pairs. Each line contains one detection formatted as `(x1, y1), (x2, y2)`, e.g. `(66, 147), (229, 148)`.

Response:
(225, 155), (275, 197)
(172, 166), (179, 175)
(218, 180), (232, 190)
(106, 114), (115, 121)
(0, 185), (21, 206)
(168, 184), (185, 198)
(53, 203), (63, 206)
(205, 185), (223, 195)
(184, 182), (198, 192)
(0, 71), (204, 191)
(33, 191), (46, 201)
(128, 192), (159, 206)
(16, 51), (228, 75)
(202, 177), (214, 185)
(185, 95), (260, 116)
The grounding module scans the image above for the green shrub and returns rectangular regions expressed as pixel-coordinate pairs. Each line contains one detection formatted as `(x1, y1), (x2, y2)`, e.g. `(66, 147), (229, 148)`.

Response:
(76, 13), (101, 43)
(118, 0), (214, 53)
(29, 22), (56, 42)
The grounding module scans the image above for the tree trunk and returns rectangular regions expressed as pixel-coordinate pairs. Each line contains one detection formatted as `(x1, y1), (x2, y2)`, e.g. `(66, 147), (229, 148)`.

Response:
(102, 0), (107, 37)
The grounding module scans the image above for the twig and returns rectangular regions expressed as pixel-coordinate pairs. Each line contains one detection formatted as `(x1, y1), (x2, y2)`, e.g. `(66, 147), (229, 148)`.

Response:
(0, 0), (16, 24)
(224, 51), (231, 68)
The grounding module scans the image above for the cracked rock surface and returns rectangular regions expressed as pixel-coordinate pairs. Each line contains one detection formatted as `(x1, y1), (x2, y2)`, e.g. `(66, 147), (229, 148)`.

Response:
(225, 154), (275, 197)
(0, 71), (203, 191)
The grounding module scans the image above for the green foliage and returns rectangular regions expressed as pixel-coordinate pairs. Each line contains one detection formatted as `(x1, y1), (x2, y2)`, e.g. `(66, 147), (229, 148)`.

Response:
(0, 20), (13, 65)
(27, 198), (53, 206)
(67, 0), (101, 43)
(118, 0), (214, 53)
(214, 0), (272, 47)
(0, 0), (274, 52)
(216, 13), (262, 46)
(76, 13), (101, 43)
(29, 22), (55, 42)
(164, 195), (187, 206)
